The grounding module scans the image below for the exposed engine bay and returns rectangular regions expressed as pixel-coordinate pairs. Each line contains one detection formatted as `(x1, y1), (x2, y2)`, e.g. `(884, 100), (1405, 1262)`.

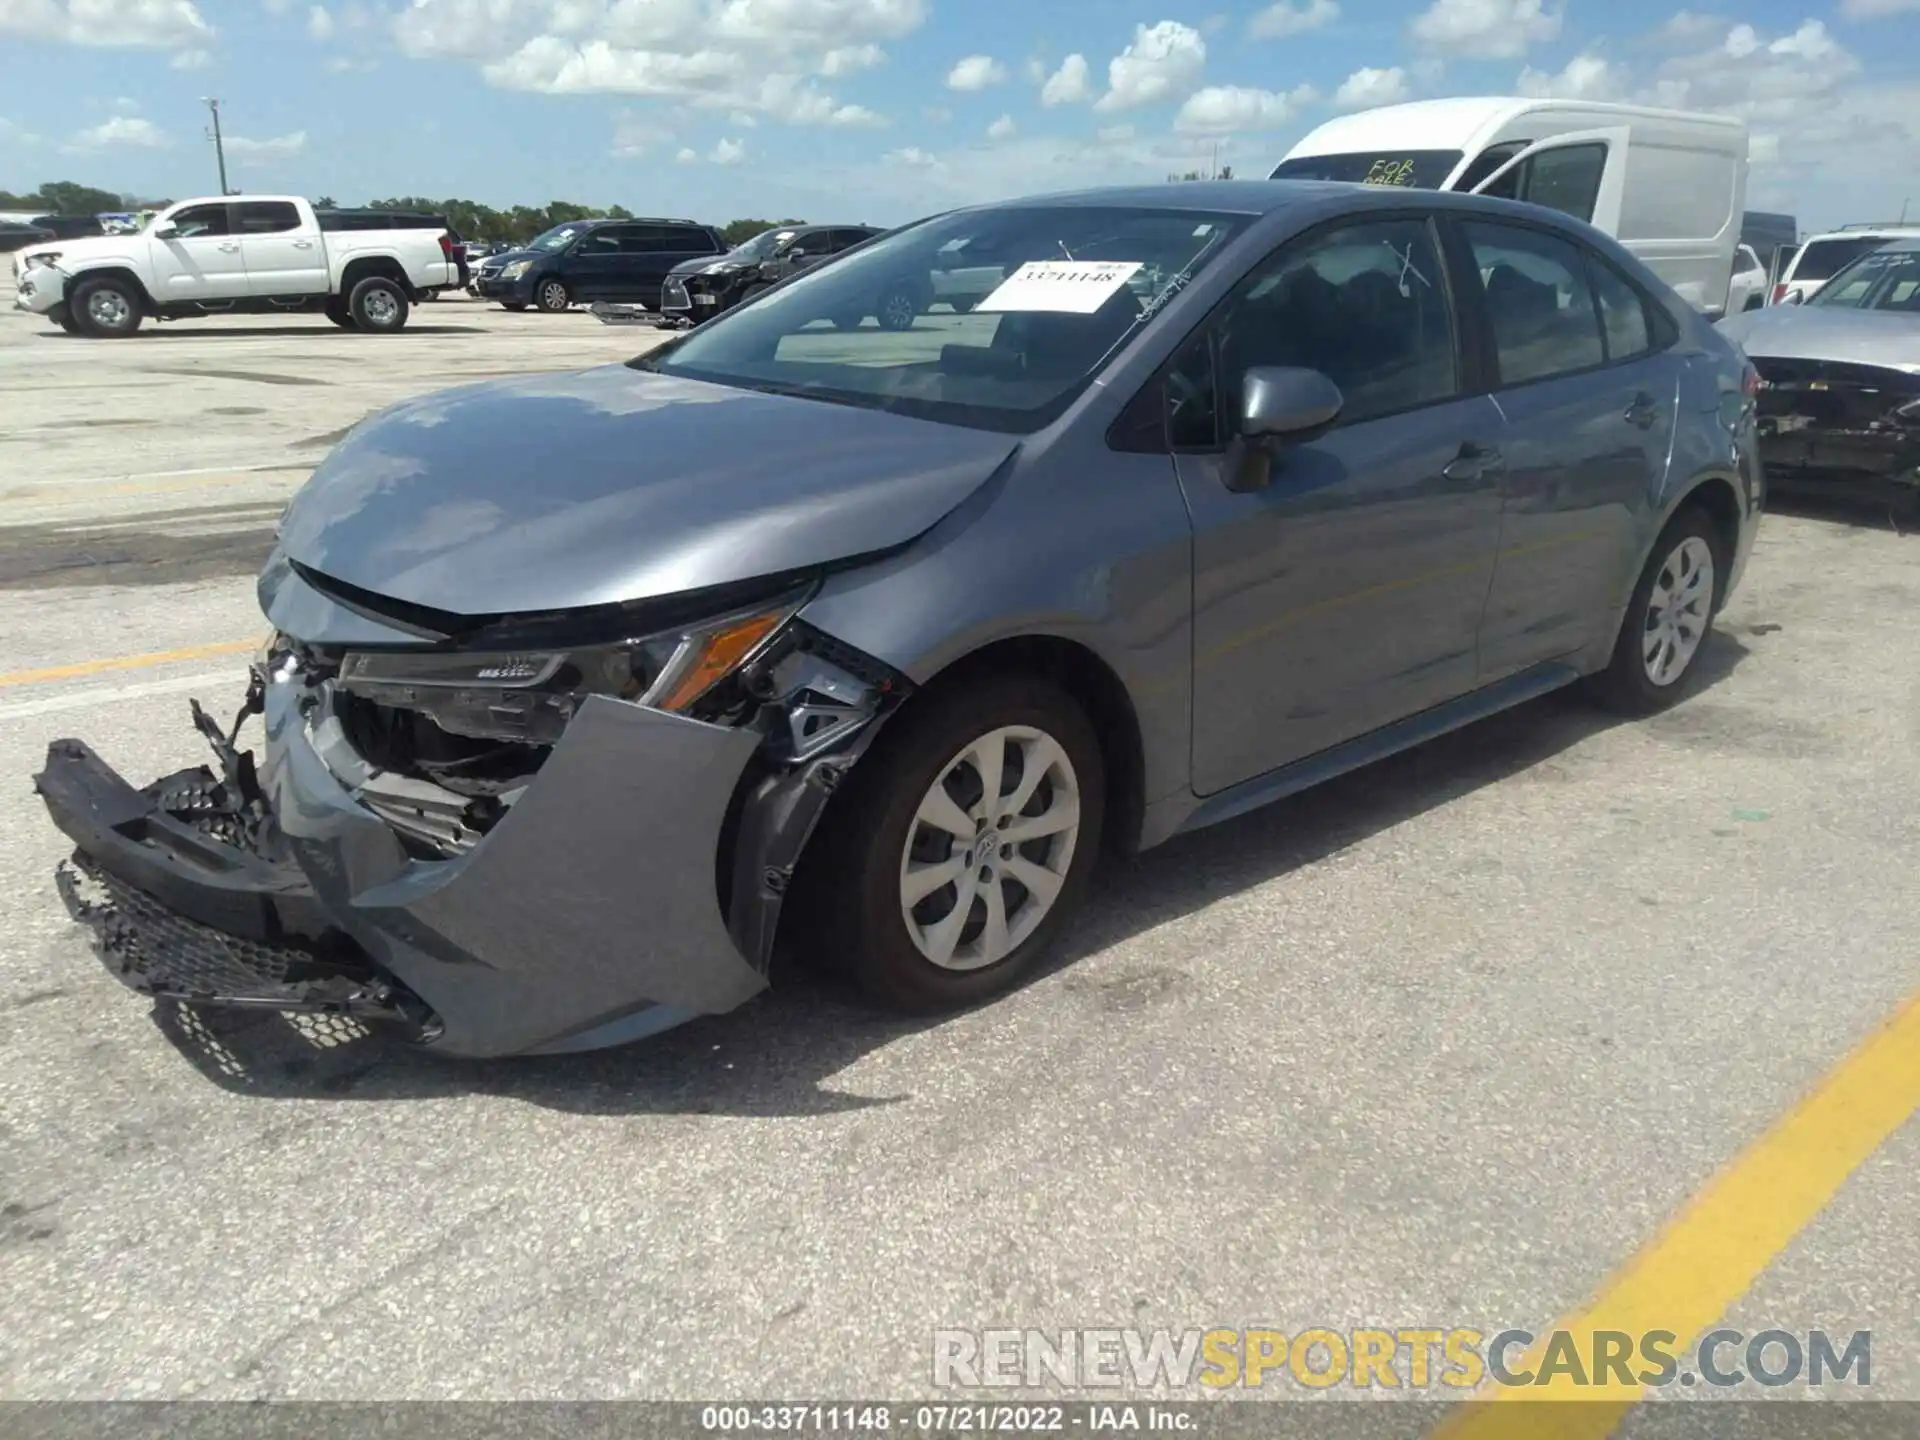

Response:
(1752, 356), (1920, 496)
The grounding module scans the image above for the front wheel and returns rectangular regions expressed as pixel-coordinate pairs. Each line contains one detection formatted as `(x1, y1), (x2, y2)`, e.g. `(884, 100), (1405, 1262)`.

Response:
(1585, 506), (1722, 714)
(70, 277), (143, 338)
(535, 277), (571, 312)
(875, 280), (919, 332)
(799, 675), (1105, 1013)
(349, 276), (409, 333)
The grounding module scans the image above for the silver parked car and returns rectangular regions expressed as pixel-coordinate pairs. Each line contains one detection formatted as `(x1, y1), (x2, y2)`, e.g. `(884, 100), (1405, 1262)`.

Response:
(38, 182), (1764, 1057)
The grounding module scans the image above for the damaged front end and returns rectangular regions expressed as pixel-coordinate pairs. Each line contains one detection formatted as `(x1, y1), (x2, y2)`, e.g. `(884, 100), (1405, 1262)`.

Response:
(1752, 356), (1920, 498)
(35, 566), (909, 1057)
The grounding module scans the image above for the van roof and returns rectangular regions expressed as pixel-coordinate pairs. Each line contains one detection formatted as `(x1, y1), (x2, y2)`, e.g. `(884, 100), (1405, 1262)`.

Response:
(1283, 96), (1747, 159)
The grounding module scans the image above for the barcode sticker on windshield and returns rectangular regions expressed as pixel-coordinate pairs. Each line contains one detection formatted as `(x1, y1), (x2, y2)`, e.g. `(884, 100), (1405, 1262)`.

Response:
(977, 260), (1144, 314)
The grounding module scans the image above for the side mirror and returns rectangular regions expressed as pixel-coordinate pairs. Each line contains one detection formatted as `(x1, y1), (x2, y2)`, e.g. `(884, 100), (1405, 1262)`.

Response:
(154, 224), (179, 240)
(1224, 366), (1343, 492)
(787, 248), (809, 263)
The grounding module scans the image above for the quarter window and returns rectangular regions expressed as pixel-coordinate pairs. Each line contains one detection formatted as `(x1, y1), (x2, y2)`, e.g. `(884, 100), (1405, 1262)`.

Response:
(1462, 221), (1605, 386)
(1586, 255), (1653, 361)
(1215, 217), (1459, 429)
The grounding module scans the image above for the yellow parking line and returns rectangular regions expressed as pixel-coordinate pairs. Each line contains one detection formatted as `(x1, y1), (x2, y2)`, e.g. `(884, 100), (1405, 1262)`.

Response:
(1432, 989), (1920, 1439)
(0, 639), (257, 689)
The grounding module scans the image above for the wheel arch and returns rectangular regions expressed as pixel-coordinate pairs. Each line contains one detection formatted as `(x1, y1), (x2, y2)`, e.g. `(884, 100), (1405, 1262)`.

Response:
(339, 255), (411, 297)
(1651, 471), (1745, 610)
(66, 265), (155, 312)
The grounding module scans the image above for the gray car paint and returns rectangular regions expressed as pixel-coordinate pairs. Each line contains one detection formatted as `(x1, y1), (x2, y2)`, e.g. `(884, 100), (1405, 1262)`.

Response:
(277, 366), (1019, 617)
(41, 181), (1763, 1056)
(1718, 305), (1920, 369)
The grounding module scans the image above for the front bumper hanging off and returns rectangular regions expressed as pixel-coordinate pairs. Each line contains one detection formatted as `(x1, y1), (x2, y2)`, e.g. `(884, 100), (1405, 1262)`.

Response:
(34, 659), (820, 1057)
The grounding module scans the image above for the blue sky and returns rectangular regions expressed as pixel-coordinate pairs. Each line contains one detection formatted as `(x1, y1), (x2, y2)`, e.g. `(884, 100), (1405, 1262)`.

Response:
(2, 0), (1916, 231)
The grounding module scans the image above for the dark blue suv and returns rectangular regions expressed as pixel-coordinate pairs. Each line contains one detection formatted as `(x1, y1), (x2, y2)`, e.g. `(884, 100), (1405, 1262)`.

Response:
(474, 217), (724, 313)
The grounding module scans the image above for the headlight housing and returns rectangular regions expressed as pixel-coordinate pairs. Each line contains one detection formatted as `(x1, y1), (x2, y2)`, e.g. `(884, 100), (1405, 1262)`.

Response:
(500, 259), (532, 280)
(333, 591), (808, 744)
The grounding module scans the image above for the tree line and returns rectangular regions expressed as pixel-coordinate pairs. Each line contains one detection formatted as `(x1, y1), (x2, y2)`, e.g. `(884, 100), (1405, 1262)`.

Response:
(3, 179), (800, 249)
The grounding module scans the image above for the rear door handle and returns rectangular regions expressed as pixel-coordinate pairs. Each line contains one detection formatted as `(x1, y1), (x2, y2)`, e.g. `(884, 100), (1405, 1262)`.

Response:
(1442, 441), (1504, 483)
(1625, 391), (1661, 429)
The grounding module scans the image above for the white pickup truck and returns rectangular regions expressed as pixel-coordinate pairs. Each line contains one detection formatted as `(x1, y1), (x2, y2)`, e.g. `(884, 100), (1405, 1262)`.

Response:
(12, 195), (458, 337)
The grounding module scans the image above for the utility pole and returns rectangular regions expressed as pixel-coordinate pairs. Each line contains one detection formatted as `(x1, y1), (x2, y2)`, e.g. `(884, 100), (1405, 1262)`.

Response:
(201, 97), (230, 196)
(1900, 196), (1911, 225)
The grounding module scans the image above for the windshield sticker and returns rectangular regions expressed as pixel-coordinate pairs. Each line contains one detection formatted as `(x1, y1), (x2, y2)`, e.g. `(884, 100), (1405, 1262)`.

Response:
(1362, 158), (1420, 187)
(978, 260), (1145, 314)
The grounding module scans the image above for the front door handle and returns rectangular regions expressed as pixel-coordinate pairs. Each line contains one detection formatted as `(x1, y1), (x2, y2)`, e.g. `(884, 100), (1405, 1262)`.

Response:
(1442, 441), (1504, 483)
(291, 240), (314, 249)
(1625, 391), (1661, 429)
(217, 241), (240, 252)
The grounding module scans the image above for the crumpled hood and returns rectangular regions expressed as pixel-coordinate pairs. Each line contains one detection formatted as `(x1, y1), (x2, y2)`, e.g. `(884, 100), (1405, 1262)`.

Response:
(275, 363), (1017, 619)
(1718, 306), (1920, 370)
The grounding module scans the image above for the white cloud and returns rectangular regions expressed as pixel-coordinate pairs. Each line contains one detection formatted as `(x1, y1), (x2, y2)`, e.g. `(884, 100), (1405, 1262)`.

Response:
(675, 145), (698, 161)
(1839, 0), (1920, 15)
(391, 0), (918, 126)
(0, 116), (43, 147)
(1, 0), (212, 49)
(1095, 122), (1134, 143)
(921, 104), (951, 121)
(69, 115), (171, 149)
(1094, 20), (1206, 113)
(986, 112), (1015, 139)
(1409, 0), (1560, 58)
(307, 3), (334, 38)
(1248, 0), (1337, 39)
(1515, 52), (1620, 100)
(711, 135), (745, 163)
(1174, 82), (1314, 134)
(885, 144), (937, 166)
(170, 45), (211, 66)
(610, 110), (671, 155)
(1651, 10), (1722, 45)
(728, 109), (758, 126)
(1039, 52), (1090, 106)
(945, 53), (1005, 91)
(1332, 64), (1408, 108)
(225, 130), (308, 162)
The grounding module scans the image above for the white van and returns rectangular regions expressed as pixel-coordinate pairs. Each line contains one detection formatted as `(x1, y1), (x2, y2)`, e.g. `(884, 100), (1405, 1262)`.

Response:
(1271, 97), (1750, 316)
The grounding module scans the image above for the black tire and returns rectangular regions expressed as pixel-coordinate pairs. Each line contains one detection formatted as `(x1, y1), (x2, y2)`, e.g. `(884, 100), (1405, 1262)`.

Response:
(829, 312), (864, 331)
(949, 296), (976, 314)
(348, 276), (409, 333)
(68, 276), (143, 338)
(324, 298), (354, 329)
(875, 279), (920, 332)
(1585, 504), (1724, 714)
(500, 301), (527, 312)
(535, 276), (571, 312)
(796, 673), (1106, 1014)
(48, 303), (81, 335)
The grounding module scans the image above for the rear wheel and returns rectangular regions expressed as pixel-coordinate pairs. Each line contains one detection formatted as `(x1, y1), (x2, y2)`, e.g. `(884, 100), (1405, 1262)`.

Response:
(70, 276), (143, 338)
(798, 674), (1104, 1013)
(536, 277), (571, 312)
(348, 276), (409, 333)
(1586, 506), (1722, 714)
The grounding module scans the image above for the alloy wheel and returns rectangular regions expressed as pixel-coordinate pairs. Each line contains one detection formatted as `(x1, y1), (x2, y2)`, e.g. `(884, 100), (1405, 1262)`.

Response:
(1642, 535), (1715, 686)
(86, 288), (132, 331)
(898, 725), (1081, 971)
(361, 288), (399, 326)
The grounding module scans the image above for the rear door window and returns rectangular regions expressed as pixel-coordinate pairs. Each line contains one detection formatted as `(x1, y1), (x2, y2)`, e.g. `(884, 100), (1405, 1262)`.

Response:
(1585, 255), (1654, 361)
(659, 224), (717, 253)
(1461, 221), (1606, 385)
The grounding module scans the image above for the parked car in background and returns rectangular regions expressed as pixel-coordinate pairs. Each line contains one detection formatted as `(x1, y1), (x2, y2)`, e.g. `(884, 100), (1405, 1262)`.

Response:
(1728, 243), (1767, 314)
(1, 219), (54, 258)
(1721, 237), (1920, 507)
(29, 214), (107, 242)
(37, 181), (1760, 1059)
(11, 195), (458, 336)
(1768, 225), (1920, 305)
(475, 217), (724, 313)
(1272, 97), (1749, 316)
(659, 224), (882, 324)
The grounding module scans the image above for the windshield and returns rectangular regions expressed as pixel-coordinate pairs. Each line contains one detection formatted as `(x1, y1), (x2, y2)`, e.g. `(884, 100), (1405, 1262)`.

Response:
(635, 204), (1250, 434)
(727, 228), (796, 262)
(1270, 150), (1464, 190)
(1809, 246), (1920, 313)
(528, 224), (587, 253)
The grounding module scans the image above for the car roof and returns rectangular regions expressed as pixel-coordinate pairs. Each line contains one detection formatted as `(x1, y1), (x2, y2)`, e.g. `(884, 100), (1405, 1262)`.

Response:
(961, 179), (1599, 224)
(1803, 226), (1920, 243)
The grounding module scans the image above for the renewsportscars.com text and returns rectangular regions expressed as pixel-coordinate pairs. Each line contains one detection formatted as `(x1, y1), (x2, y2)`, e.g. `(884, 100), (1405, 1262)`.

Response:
(931, 1328), (1872, 1391)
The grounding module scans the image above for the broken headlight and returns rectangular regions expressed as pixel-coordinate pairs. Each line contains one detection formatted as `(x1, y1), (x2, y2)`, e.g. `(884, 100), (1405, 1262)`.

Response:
(334, 591), (806, 744)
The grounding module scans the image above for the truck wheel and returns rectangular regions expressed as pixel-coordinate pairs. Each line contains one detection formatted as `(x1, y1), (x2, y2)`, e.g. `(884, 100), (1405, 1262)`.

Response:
(324, 298), (354, 329)
(795, 673), (1105, 1014)
(70, 277), (144, 338)
(535, 278), (572, 312)
(48, 303), (81, 335)
(349, 276), (409, 333)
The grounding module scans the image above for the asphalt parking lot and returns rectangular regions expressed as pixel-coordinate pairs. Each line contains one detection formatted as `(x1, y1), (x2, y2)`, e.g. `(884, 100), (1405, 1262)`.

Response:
(1, 286), (1916, 1414)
